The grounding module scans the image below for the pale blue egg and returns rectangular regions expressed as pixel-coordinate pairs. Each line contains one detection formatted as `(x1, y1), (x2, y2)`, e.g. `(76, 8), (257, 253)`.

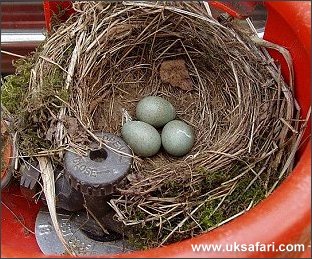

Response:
(136, 96), (176, 128)
(121, 121), (161, 157)
(161, 120), (194, 156)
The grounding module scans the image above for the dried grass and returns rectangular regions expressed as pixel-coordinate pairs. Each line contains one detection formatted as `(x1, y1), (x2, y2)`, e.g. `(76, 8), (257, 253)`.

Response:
(7, 1), (309, 249)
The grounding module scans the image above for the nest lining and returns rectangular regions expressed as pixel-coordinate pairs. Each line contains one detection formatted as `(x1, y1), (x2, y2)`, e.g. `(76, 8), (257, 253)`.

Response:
(2, 1), (307, 250)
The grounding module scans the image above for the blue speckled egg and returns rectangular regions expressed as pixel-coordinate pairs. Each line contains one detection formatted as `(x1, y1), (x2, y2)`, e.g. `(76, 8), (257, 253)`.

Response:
(121, 121), (161, 157)
(136, 96), (176, 128)
(161, 120), (195, 157)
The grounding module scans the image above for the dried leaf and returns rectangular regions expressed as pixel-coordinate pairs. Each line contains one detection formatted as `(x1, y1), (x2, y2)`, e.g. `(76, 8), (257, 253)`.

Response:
(159, 59), (193, 91)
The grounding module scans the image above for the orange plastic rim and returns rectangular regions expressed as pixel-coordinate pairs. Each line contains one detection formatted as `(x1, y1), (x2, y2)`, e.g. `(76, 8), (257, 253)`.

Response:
(1, 120), (13, 189)
(1, 1), (311, 258)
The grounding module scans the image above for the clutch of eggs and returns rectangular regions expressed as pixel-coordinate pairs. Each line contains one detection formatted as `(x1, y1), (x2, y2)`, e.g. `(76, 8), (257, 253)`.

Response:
(121, 96), (194, 157)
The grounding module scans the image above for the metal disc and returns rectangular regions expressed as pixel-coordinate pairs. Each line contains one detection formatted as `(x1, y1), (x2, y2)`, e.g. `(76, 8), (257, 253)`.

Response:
(35, 207), (133, 256)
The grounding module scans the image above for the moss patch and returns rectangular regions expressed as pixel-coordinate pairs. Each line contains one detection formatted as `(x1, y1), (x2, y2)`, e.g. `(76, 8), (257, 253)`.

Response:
(1, 51), (68, 155)
(1, 58), (34, 114)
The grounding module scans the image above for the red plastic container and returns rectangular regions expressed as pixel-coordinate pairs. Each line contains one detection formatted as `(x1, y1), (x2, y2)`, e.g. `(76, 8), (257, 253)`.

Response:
(1, 1), (311, 258)
(1, 120), (13, 189)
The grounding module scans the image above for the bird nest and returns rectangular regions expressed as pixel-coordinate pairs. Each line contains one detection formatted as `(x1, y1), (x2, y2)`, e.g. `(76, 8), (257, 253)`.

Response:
(2, 1), (307, 250)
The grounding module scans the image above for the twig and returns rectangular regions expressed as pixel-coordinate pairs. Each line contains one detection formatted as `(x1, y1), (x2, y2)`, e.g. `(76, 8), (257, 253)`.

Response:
(1, 50), (26, 58)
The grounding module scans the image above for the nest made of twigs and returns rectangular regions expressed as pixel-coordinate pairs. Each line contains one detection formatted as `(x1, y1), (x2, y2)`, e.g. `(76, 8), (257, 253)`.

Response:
(5, 1), (308, 249)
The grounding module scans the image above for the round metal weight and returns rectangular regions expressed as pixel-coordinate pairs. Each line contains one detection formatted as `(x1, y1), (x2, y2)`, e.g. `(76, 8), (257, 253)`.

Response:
(64, 132), (132, 196)
(35, 207), (133, 256)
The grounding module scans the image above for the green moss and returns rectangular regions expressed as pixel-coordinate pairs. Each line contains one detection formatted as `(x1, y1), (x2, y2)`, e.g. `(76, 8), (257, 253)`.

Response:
(203, 171), (229, 188)
(199, 200), (224, 230)
(18, 128), (50, 155)
(194, 167), (232, 193)
(126, 163), (269, 249)
(127, 222), (158, 250)
(162, 179), (183, 197)
(1, 50), (69, 154)
(58, 88), (70, 103)
(44, 67), (64, 88)
(1, 58), (33, 113)
(223, 174), (266, 216)
(24, 67), (66, 111)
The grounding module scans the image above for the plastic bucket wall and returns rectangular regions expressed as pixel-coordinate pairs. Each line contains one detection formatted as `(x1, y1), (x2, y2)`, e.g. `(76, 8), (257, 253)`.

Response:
(1, 1), (311, 258)
(1, 120), (13, 189)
